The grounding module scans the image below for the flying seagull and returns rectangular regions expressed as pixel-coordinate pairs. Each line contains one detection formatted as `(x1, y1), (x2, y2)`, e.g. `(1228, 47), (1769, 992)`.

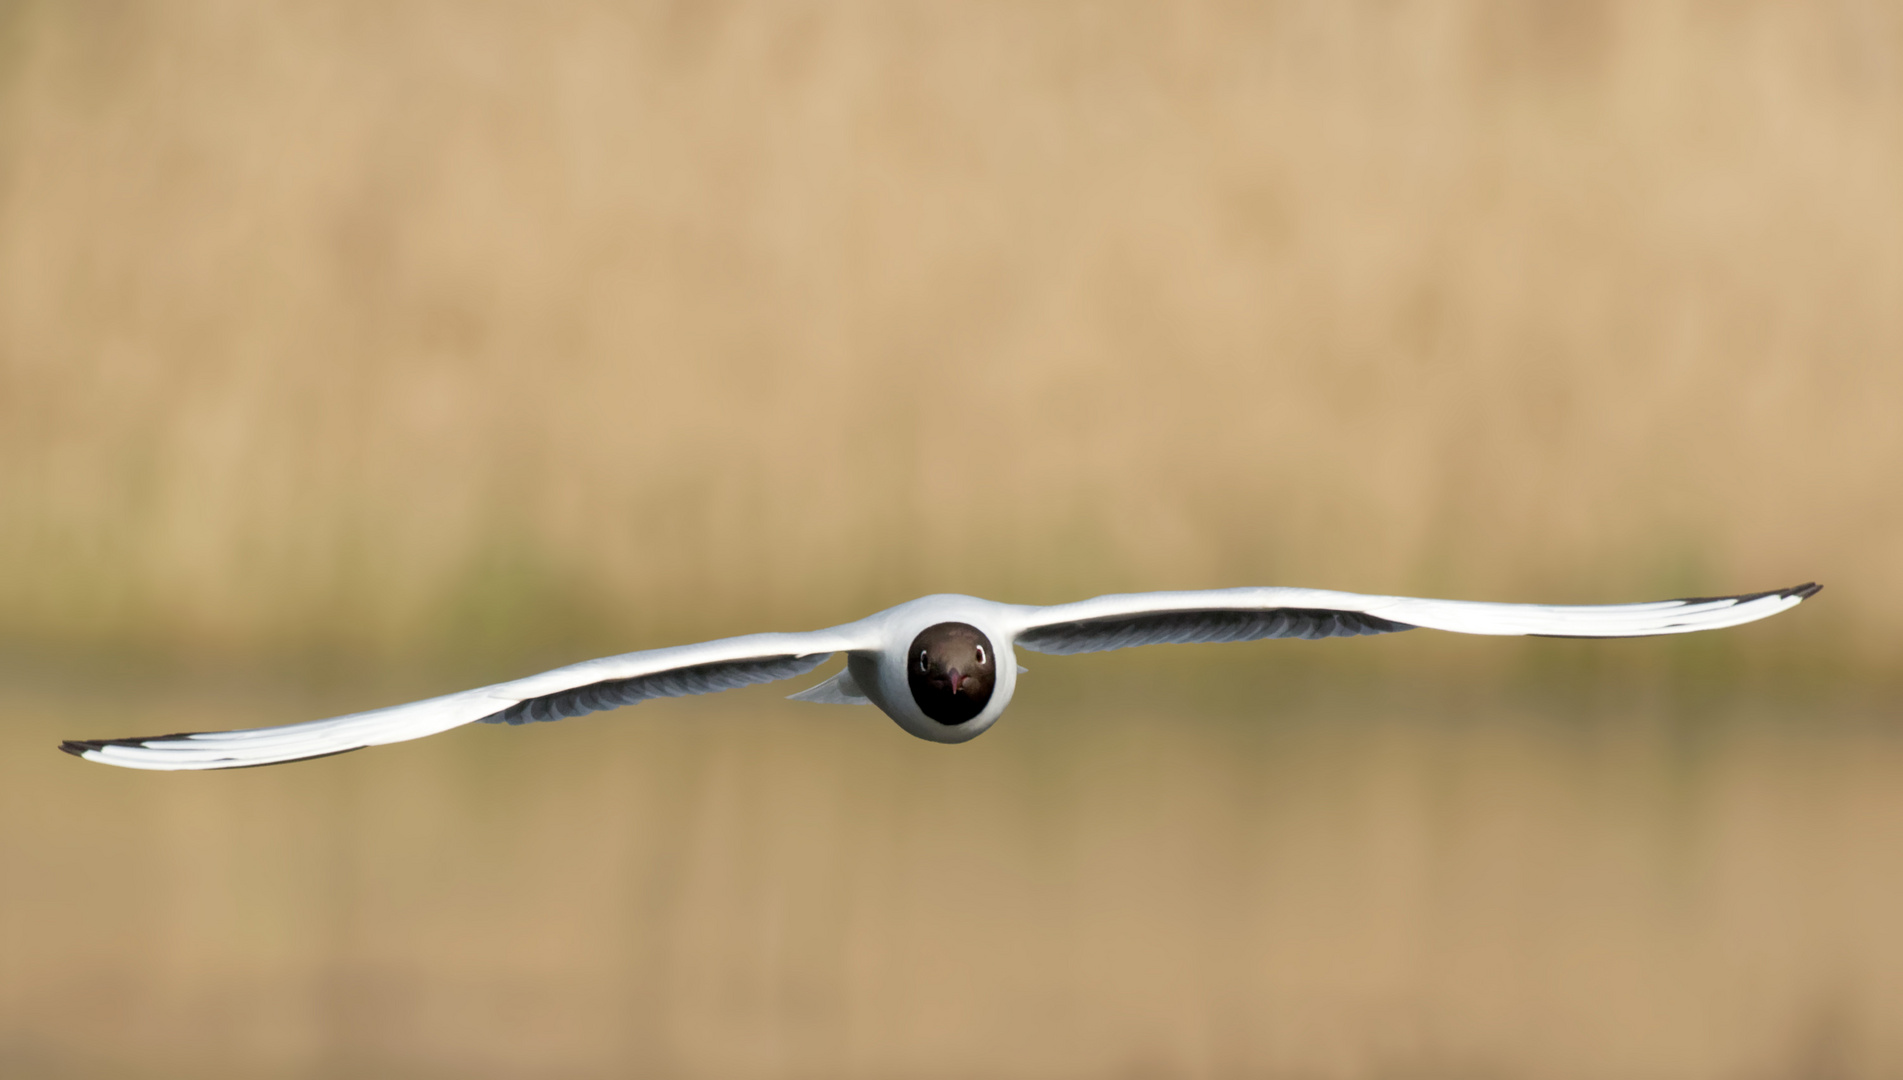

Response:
(61, 582), (1820, 771)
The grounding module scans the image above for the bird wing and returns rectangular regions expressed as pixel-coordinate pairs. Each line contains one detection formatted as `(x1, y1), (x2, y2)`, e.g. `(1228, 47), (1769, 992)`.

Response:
(1011, 583), (1819, 655)
(61, 625), (875, 771)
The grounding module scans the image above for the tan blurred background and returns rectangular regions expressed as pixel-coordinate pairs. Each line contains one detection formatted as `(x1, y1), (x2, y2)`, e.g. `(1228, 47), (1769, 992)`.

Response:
(2, 2), (1900, 1077)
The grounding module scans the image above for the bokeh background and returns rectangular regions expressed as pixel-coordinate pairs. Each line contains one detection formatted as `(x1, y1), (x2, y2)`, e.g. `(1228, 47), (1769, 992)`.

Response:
(2, 2), (1900, 1077)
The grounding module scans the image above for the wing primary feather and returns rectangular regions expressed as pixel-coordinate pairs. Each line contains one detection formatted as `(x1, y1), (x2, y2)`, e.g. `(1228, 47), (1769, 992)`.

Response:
(59, 736), (368, 769)
(60, 732), (199, 755)
(193, 746), (368, 770)
(1670, 582), (1821, 605)
(1524, 583), (1821, 638)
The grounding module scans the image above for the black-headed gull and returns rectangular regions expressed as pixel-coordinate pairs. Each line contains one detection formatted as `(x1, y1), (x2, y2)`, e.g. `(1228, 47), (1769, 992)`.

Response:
(61, 583), (1819, 771)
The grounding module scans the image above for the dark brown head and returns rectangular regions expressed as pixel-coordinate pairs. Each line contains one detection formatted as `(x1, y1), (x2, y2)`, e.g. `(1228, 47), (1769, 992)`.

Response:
(907, 622), (996, 725)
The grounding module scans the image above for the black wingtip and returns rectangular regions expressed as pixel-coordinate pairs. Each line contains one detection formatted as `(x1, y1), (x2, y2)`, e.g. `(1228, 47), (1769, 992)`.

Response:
(59, 731), (200, 757)
(60, 731), (214, 765)
(60, 735), (156, 759)
(1672, 583), (1823, 606)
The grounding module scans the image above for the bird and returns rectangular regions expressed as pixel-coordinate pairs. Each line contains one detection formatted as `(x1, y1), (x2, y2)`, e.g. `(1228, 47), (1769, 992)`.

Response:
(60, 582), (1820, 771)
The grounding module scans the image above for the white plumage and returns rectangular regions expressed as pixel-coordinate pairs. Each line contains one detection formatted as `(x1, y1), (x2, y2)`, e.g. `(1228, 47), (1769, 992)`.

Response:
(62, 582), (1819, 771)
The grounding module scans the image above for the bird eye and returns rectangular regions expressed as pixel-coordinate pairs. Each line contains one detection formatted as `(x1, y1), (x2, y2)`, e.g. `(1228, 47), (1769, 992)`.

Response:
(919, 649), (929, 671)
(976, 644), (987, 665)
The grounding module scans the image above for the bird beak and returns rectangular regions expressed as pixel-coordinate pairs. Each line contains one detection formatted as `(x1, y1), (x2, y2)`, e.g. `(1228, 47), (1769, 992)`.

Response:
(948, 669), (965, 693)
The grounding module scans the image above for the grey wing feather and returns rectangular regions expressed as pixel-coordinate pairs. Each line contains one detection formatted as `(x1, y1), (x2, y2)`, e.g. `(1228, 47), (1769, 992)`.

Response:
(481, 653), (830, 725)
(1015, 608), (1414, 655)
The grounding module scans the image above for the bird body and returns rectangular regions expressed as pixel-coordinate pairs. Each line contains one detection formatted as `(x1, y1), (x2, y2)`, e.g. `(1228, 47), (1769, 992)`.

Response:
(795, 593), (1023, 742)
(61, 582), (1820, 771)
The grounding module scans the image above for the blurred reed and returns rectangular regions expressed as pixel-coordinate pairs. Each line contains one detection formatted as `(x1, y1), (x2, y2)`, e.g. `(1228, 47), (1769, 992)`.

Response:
(0, 1), (1896, 682)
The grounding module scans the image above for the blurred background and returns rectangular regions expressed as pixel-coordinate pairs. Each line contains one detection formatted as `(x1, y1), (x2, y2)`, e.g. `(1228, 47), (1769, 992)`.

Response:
(1, 1), (1899, 1076)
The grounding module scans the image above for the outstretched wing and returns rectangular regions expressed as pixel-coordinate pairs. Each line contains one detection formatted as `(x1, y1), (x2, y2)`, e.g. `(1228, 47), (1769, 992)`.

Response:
(1013, 583), (1819, 655)
(61, 626), (872, 772)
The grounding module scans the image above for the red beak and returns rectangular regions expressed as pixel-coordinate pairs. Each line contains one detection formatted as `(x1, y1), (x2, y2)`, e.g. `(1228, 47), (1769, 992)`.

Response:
(948, 669), (965, 693)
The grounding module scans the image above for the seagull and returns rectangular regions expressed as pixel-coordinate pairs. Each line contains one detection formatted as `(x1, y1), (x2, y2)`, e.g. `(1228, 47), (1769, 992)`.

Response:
(61, 582), (1820, 771)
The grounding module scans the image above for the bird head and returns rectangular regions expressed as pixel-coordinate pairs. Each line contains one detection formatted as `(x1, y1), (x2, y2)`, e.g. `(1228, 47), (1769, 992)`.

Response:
(906, 622), (997, 725)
